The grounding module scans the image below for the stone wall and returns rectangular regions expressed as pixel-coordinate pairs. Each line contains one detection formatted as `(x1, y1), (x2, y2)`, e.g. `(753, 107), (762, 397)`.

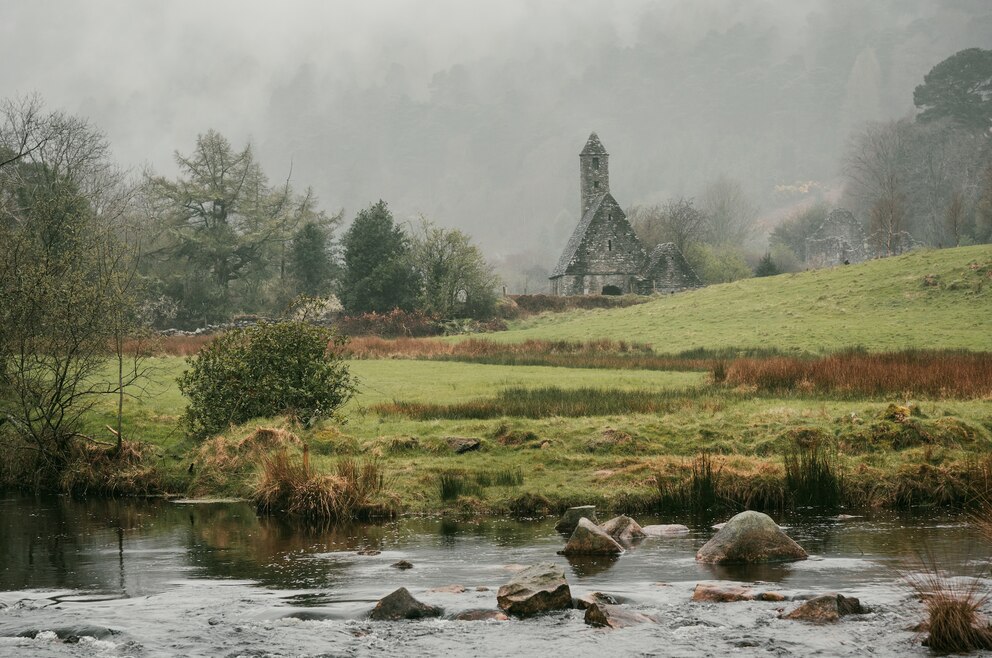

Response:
(550, 273), (637, 296)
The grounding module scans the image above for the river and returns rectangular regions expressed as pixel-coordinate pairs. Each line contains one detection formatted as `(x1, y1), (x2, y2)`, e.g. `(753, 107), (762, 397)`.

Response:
(1, 495), (990, 657)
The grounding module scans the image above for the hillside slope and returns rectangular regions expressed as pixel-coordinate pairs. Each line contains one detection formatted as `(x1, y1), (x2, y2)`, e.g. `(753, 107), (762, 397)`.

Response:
(498, 245), (992, 353)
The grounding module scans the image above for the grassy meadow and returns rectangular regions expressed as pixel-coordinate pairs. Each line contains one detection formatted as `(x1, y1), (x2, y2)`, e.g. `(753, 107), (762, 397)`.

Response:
(60, 245), (992, 516)
(497, 246), (992, 352)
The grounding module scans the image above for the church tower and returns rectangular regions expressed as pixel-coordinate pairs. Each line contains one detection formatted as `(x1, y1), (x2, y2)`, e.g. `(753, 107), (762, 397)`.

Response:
(579, 132), (609, 216)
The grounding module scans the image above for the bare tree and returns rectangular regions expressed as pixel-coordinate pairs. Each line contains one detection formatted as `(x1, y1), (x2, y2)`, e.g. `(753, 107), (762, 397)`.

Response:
(699, 176), (758, 246)
(629, 198), (706, 254)
(944, 190), (966, 247)
(845, 120), (913, 256)
(0, 97), (144, 483)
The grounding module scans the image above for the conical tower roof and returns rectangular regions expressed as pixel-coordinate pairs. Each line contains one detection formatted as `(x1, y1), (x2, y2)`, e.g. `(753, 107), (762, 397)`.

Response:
(580, 132), (608, 156)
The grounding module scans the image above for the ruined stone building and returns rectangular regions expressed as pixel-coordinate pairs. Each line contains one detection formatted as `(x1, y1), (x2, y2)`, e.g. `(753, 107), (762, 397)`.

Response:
(550, 133), (701, 296)
(805, 208), (869, 268)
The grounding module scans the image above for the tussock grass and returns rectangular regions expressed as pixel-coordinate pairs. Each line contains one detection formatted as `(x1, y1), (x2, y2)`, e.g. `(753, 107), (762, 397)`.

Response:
(906, 555), (992, 653)
(783, 430), (841, 508)
(438, 467), (524, 501)
(253, 451), (388, 521)
(59, 440), (162, 496)
(655, 454), (787, 515)
(190, 427), (303, 495)
(374, 386), (721, 420)
(724, 350), (992, 399)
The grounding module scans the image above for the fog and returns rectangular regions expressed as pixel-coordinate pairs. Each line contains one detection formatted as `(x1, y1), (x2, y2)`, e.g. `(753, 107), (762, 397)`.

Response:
(3, 0), (990, 266)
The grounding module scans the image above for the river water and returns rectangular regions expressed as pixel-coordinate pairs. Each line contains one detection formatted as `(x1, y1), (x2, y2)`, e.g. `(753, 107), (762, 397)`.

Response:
(1, 495), (990, 657)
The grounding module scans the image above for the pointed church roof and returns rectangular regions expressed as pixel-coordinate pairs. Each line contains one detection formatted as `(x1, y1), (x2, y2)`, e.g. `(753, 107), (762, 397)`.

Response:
(551, 192), (611, 277)
(580, 132), (608, 156)
(642, 242), (702, 287)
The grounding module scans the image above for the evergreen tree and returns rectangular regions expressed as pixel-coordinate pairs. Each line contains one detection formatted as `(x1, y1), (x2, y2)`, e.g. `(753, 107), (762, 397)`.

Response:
(754, 253), (781, 277)
(340, 201), (420, 314)
(914, 48), (992, 132)
(289, 220), (336, 296)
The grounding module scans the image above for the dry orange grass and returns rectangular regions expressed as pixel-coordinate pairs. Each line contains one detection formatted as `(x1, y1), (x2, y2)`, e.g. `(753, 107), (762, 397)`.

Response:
(126, 334), (214, 356)
(342, 336), (720, 371)
(253, 450), (387, 521)
(724, 351), (992, 399)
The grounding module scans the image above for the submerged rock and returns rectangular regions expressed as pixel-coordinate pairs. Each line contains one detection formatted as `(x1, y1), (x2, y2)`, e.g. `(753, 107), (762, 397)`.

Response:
(691, 584), (788, 603)
(781, 594), (866, 623)
(391, 560), (414, 570)
(696, 511), (807, 564)
(692, 584), (755, 602)
(574, 592), (622, 610)
(369, 587), (443, 621)
(428, 584), (466, 594)
(496, 562), (572, 617)
(561, 518), (624, 556)
(555, 505), (598, 533)
(584, 602), (655, 629)
(600, 515), (646, 543)
(641, 524), (690, 536)
(451, 609), (510, 622)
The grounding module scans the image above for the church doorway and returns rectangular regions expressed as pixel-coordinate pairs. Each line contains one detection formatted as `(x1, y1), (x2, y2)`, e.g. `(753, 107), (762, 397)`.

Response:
(601, 285), (623, 296)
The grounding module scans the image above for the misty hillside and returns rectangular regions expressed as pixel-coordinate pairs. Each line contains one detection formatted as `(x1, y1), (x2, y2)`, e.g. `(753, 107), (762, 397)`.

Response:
(4, 0), (991, 266)
(495, 245), (992, 353)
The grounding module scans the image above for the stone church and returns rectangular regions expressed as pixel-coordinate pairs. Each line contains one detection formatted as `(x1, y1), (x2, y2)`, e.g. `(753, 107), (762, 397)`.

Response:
(550, 133), (701, 296)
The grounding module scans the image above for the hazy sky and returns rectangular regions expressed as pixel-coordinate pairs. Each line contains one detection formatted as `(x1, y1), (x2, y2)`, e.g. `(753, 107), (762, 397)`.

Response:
(3, 1), (991, 271)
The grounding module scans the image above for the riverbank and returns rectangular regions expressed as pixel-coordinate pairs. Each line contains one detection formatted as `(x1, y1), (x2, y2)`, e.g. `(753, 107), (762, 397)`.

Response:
(5, 355), (978, 518)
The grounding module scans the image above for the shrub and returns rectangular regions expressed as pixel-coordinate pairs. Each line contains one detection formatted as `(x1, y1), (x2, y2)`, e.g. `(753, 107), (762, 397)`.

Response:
(178, 321), (356, 440)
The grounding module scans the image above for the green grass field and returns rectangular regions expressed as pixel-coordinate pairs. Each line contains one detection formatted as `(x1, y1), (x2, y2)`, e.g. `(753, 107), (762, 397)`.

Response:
(50, 245), (992, 515)
(498, 246), (992, 352)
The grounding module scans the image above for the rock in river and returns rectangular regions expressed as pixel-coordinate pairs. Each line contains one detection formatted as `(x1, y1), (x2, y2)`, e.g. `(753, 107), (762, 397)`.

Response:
(496, 562), (572, 617)
(584, 603), (655, 629)
(599, 515), (646, 543)
(641, 524), (690, 536)
(691, 583), (787, 603)
(781, 594), (867, 623)
(554, 505), (598, 533)
(451, 609), (510, 622)
(369, 587), (443, 621)
(561, 518), (624, 556)
(695, 510), (807, 564)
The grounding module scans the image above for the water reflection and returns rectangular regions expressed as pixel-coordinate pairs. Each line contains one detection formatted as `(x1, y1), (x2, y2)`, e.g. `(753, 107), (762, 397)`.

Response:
(2, 496), (991, 600)
(563, 554), (621, 577)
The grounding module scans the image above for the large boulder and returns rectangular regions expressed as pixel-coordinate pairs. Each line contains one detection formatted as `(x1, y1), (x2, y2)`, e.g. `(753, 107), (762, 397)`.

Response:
(555, 505), (598, 533)
(496, 562), (572, 617)
(369, 587), (443, 621)
(695, 511), (807, 564)
(599, 515), (646, 543)
(562, 518), (624, 556)
(584, 603), (655, 629)
(781, 594), (866, 623)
